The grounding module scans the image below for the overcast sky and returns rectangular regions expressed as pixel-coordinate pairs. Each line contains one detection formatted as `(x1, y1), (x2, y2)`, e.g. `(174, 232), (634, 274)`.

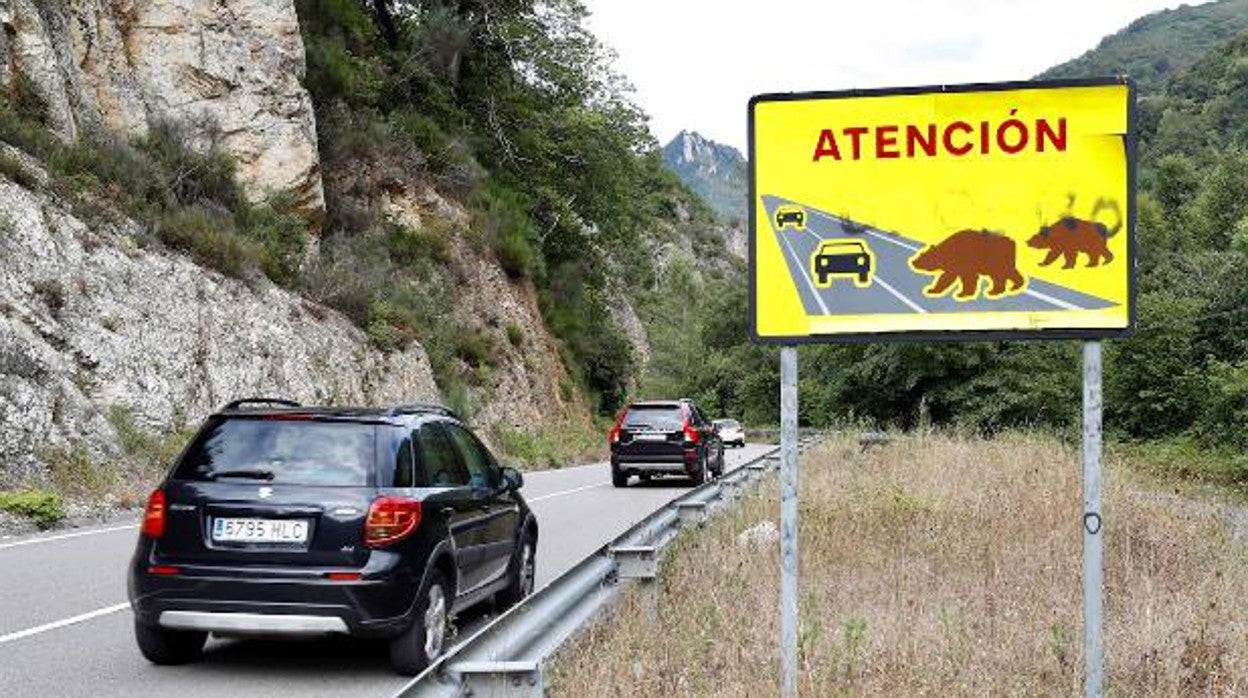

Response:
(582, 0), (1197, 152)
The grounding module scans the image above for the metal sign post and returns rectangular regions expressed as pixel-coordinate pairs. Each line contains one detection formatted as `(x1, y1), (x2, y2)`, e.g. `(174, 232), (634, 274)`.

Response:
(779, 346), (799, 698)
(1082, 341), (1104, 697)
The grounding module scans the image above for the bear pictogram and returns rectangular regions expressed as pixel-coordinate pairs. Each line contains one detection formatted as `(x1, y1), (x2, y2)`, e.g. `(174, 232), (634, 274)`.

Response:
(1028, 197), (1122, 268)
(909, 229), (1026, 300)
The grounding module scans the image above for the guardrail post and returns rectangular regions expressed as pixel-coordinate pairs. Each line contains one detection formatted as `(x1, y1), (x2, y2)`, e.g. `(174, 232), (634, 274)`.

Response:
(453, 661), (544, 697)
(612, 545), (661, 627)
(676, 501), (707, 527)
(611, 546), (658, 580)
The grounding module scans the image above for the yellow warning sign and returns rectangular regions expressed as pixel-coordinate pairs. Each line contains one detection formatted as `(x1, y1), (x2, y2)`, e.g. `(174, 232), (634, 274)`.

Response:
(749, 79), (1134, 343)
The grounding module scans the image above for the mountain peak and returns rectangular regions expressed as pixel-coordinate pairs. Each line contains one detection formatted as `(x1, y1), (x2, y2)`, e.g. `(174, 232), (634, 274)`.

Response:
(662, 131), (747, 222)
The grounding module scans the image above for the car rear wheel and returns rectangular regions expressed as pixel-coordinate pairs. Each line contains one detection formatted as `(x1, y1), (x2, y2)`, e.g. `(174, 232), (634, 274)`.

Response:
(692, 453), (709, 485)
(496, 531), (536, 609)
(612, 466), (628, 488)
(390, 570), (450, 676)
(134, 619), (206, 665)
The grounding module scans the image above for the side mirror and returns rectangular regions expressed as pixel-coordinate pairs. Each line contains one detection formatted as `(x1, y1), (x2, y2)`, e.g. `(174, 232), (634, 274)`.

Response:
(501, 466), (524, 491)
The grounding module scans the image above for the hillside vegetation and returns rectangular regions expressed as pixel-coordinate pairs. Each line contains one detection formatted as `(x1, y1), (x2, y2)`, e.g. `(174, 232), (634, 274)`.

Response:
(1040, 0), (1248, 93)
(294, 0), (740, 419)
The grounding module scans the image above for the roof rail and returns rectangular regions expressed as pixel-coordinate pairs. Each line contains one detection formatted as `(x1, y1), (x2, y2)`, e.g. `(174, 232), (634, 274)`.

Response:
(221, 397), (302, 411)
(387, 403), (459, 419)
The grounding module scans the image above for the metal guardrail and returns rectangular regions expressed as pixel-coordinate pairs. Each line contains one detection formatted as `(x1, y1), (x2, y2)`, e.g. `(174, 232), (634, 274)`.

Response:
(395, 436), (823, 698)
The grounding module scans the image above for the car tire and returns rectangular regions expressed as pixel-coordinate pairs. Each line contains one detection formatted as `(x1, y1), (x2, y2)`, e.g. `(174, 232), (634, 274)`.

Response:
(611, 466), (628, 488)
(693, 453), (709, 485)
(496, 530), (536, 610)
(134, 619), (206, 665)
(858, 271), (869, 284)
(715, 449), (725, 477)
(390, 570), (451, 676)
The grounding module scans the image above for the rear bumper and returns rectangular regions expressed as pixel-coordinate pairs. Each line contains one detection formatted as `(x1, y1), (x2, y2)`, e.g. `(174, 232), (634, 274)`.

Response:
(160, 611), (350, 635)
(128, 551), (419, 638)
(611, 451), (699, 476)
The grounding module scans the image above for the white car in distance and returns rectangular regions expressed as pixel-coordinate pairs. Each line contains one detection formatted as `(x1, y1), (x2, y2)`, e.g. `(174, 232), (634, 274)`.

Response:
(713, 419), (746, 448)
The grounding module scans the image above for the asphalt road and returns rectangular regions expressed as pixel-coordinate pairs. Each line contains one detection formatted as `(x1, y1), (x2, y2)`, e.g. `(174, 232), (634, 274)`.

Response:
(761, 194), (1117, 316)
(0, 444), (773, 697)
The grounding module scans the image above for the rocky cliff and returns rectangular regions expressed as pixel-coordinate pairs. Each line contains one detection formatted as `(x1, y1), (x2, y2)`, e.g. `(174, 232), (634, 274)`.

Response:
(662, 131), (747, 222)
(0, 146), (437, 489)
(0, 0), (324, 212)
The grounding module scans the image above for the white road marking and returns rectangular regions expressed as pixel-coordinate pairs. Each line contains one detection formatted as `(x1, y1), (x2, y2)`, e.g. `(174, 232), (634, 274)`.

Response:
(527, 482), (608, 503)
(874, 276), (928, 313)
(0, 523), (136, 551)
(777, 224), (830, 315)
(0, 602), (130, 646)
(1023, 288), (1082, 311)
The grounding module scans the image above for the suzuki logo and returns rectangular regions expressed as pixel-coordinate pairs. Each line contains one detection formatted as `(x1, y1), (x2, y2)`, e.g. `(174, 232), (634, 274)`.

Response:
(258, 486), (273, 499)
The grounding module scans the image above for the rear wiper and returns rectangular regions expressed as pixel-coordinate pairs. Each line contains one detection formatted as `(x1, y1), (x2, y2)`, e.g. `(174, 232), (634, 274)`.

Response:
(203, 468), (276, 481)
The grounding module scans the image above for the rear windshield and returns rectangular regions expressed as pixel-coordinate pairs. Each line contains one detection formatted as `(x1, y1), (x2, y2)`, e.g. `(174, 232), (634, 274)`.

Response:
(173, 417), (377, 486)
(623, 405), (684, 430)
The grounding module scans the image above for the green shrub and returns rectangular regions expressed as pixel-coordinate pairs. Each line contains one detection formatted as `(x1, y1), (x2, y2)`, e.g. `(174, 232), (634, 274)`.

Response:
(506, 323), (525, 347)
(476, 181), (540, 278)
(386, 221), (452, 266)
(454, 328), (497, 369)
(0, 489), (64, 528)
(1199, 361), (1248, 452)
(0, 152), (40, 189)
(41, 444), (110, 499)
(154, 206), (259, 278)
(1119, 437), (1248, 489)
(237, 198), (309, 286)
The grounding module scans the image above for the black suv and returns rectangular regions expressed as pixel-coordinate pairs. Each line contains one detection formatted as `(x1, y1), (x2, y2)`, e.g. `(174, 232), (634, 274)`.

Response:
(128, 399), (538, 676)
(608, 399), (724, 487)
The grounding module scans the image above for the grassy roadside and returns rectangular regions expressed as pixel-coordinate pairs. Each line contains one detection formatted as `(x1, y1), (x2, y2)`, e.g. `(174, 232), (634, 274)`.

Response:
(547, 430), (1248, 696)
(490, 420), (610, 471)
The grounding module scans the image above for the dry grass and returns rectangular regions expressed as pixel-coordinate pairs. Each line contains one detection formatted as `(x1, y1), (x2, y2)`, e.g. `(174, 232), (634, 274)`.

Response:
(547, 430), (1248, 696)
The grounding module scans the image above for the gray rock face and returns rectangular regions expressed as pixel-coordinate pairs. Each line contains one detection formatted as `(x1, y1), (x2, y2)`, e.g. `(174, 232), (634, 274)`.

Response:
(0, 173), (437, 487)
(0, 0), (325, 213)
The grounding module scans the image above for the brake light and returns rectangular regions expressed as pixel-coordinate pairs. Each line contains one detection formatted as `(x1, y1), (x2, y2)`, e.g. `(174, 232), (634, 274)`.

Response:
(683, 422), (700, 444)
(325, 571), (362, 581)
(364, 497), (422, 547)
(147, 565), (180, 576)
(141, 489), (166, 539)
(608, 411), (625, 444)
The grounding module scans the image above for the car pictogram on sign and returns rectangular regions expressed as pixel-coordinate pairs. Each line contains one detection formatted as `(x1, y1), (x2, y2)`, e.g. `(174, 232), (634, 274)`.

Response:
(774, 205), (807, 230)
(810, 238), (874, 288)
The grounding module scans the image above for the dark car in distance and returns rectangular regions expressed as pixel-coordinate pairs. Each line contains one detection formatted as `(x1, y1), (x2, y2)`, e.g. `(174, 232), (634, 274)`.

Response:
(128, 398), (537, 676)
(608, 399), (724, 487)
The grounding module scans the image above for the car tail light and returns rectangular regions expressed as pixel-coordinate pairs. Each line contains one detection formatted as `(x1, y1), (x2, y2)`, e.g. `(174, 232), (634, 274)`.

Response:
(147, 565), (180, 576)
(364, 497), (422, 547)
(141, 489), (166, 539)
(325, 571), (362, 581)
(683, 422), (700, 444)
(608, 411), (625, 444)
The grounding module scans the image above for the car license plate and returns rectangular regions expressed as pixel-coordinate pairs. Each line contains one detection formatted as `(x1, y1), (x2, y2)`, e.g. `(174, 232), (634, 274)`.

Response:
(212, 518), (309, 544)
(636, 432), (668, 442)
